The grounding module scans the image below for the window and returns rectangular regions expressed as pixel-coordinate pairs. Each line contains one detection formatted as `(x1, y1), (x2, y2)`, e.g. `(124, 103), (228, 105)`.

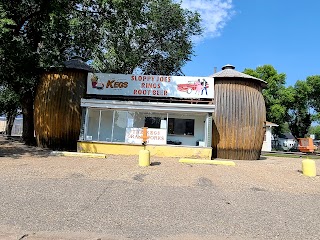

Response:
(83, 108), (206, 145)
(168, 118), (194, 136)
(112, 110), (127, 142)
(144, 117), (161, 128)
(86, 108), (100, 141)
(99, 110), (113, 141)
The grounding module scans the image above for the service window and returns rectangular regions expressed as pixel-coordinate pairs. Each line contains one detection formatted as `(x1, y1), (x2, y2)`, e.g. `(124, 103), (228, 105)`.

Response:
(168, 118), (194, 136)
(144, 117), (161, 128)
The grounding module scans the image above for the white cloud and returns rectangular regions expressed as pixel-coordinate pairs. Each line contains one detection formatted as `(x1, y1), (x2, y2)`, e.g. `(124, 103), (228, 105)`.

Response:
(179, 0), (235, 41)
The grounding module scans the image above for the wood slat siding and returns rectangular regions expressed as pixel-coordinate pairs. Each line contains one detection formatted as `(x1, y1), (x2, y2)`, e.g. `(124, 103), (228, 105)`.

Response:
(34, 70), (87, 150)
(212, 79), (266, 160)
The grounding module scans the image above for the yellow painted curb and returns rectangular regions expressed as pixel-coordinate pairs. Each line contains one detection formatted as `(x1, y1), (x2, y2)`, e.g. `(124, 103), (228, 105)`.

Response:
(179, 158), (236, 166)
(51, 151), (107, 158)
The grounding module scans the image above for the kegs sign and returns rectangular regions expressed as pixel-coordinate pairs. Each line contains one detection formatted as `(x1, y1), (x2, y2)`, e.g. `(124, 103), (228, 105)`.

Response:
(87, 73), (214, 99)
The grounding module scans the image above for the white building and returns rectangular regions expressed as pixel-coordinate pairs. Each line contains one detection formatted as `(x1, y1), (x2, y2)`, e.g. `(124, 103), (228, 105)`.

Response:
(274, 133), (298, 151)
(262, 121), (278, 152)
(78, 73), (215, 158)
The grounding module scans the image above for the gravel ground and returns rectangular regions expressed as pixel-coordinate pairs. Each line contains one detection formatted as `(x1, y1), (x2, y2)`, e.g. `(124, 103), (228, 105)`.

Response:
(0, 136), (320, 240)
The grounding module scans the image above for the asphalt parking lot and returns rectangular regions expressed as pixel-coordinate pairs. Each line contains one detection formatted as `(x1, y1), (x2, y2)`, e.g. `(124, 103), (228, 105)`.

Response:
(0, 137), (320, 240)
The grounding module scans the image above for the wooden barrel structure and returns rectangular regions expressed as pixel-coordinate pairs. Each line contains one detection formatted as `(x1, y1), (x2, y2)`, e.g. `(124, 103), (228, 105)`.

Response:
(34, 59), (91, 150)
(211, 65), (267, 160)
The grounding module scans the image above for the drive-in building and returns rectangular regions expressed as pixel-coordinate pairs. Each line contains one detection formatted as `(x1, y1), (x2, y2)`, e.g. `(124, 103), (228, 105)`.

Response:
(77, 73), (215, 158)
(35, 63), (267, 160)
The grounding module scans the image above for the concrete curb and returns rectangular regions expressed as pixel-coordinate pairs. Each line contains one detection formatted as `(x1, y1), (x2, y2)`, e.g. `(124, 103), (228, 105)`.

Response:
(179, 158), (236, 166)
(51, 151), (107, 158)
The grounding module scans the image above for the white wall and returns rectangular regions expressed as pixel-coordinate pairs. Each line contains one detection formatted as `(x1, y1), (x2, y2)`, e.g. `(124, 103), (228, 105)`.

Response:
(262, 126), (272, 151)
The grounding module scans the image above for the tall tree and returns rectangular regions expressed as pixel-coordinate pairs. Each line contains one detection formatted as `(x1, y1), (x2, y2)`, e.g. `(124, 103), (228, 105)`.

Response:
(1, 0), (202, 145)
(306, 75), (320, 122)
(308, 125), (320, 140)
(93, 0), (202, 75)
(0, 0), (103, 144)
(243, 65), (294, 135)
(287, 81), (312, 138)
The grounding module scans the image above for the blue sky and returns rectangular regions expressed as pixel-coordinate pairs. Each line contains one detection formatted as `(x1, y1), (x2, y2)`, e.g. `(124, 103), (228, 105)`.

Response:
(181, 0), (320, 87)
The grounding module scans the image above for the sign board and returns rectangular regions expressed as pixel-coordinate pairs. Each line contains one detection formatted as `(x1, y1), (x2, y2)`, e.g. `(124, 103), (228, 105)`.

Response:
(125, 128), (167, 145)
(87, 73), (214, 99)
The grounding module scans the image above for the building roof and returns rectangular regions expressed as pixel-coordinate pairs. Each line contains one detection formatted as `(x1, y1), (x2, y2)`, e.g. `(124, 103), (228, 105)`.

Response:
(209, 64), (267, 88)
(63, 58), (94, 72)
(278, 133), (296, 140)
(266, 121), (278, 127)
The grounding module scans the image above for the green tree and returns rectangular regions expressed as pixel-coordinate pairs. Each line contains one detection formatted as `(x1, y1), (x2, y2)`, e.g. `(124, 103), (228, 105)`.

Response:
(0, 4), (14, 34)
(0, 86), (20, 136)
(287, 81), (312, 138)
(308, 125), (320, 140)
(243, 65), (294, 135)
(93, 0), (202, 75)
(0, 0), (103, 144)
(306, 75), (320, 121)
(0, 0), (202, 145)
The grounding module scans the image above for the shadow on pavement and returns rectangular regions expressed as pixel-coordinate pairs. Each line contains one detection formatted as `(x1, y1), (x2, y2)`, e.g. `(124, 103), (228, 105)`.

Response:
(150, 161), (161, 166)
(0, 136), (51, 159)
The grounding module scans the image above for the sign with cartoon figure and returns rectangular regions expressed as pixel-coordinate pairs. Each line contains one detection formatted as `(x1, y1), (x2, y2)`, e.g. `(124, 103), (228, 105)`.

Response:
(87, 73), (214, 99)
